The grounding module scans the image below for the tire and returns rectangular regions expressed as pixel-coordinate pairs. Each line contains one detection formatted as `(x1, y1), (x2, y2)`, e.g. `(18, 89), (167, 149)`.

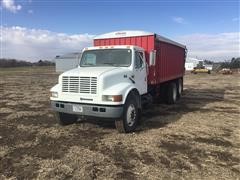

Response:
(55, 112), (77, 125)
(115, 94), (139, 133)
(177, 78), (183, 98)
(208, 70), (211, 74)
(158, 84), (168, 103)
(166, 82), (177, 104)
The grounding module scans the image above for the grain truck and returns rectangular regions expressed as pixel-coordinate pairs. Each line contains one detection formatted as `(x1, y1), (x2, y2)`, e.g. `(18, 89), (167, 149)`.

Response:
(50, 31), (186, 133)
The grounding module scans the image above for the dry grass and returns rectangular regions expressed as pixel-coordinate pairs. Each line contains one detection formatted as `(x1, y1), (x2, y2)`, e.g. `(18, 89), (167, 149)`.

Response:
(0, 67), (239, 179)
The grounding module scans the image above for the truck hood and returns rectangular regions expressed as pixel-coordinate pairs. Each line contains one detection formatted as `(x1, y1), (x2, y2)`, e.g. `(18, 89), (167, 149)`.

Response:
(61, 66), (120, 77)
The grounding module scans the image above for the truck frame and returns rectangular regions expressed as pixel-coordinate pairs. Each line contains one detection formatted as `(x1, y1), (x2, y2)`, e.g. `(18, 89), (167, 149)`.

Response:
(50, 31), (186, 133)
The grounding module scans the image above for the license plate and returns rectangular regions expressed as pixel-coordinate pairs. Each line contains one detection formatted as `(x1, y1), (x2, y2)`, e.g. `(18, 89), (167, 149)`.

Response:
(72, 105), (83, 113)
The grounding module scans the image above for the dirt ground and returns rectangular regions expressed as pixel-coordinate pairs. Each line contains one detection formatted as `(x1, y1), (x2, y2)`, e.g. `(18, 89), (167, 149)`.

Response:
(0, 66), (239, 179)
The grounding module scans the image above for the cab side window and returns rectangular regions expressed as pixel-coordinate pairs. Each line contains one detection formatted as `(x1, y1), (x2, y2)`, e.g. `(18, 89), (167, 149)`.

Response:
(135, 51), (144, 69)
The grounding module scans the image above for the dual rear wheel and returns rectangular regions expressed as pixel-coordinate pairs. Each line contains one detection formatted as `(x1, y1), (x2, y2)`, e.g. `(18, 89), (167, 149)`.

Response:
(166, 78), (183, 104)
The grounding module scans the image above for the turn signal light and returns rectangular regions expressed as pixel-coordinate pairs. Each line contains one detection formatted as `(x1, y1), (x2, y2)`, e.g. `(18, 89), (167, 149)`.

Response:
(102, 95), (122, 102)
(50, 91), (58, 98)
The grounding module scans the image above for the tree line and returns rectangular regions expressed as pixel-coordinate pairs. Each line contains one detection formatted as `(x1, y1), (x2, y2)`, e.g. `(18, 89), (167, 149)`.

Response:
(204, 57), (240, 69)
(0, 59), (55, 68)
(219, 57), (240, 69)
(0, 57), (239, 69)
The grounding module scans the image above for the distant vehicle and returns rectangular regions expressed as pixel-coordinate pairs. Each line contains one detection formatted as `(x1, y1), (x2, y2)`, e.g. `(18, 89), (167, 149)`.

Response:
(50, 30), (187, 133)
(191, 62), (211, 74)
(191, 67), (211, 74)
(219, 68), (233, 75)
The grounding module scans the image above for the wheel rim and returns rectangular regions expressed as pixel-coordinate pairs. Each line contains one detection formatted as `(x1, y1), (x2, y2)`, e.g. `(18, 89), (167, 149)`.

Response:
(126, 104), (136, 127)
(173, 85), (177, 101)
(178, 81), (182, 95)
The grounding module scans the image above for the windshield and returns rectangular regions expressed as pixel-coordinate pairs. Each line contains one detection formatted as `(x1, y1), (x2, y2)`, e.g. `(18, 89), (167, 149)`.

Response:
(80, 49), (132, 67)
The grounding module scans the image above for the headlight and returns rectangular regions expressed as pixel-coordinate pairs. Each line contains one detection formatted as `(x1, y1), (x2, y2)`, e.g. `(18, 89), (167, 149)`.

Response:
(102, 95), (122, 102)
(51, 91), (58, 98)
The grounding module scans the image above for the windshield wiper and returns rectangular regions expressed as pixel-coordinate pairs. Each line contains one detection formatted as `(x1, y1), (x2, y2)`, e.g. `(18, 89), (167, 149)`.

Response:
(81, 63), (95, 66)
(103, 63), (118, 66)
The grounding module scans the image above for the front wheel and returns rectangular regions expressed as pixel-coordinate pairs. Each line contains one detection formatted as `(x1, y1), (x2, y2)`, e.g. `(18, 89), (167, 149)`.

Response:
(55, 112), (77, 125)
(115, 94), (139, 133)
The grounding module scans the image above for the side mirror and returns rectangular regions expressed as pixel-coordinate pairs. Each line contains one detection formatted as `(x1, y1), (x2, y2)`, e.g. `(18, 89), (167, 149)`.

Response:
(146, 63), (149, 75)
(149, 50), (156, 66)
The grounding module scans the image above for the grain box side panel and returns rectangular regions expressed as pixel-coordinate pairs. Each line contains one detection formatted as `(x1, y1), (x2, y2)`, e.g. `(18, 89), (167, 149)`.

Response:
(155, 41), (185, 84)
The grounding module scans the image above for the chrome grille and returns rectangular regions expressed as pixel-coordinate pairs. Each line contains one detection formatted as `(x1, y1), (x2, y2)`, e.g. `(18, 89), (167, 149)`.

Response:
(62, 76), (97, 94)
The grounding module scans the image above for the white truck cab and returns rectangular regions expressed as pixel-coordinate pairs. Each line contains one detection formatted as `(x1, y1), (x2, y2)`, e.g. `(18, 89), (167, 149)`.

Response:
(50, 45), (148, 132)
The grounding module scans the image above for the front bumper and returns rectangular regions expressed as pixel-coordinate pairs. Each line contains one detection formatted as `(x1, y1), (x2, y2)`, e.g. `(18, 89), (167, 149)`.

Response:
(51, 101), (123, 119)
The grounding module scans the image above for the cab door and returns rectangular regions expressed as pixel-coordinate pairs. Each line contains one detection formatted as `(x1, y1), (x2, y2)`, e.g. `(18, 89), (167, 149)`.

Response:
(133, 51), (148, 95)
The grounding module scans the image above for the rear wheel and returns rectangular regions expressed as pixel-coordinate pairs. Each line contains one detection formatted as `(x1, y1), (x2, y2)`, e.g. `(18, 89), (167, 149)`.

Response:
(115, 94), (139, 133)
(158, 84), (168, 103)
(56, 112), (77, 125)
(166, 82), (177, 104)
(177, 78), (183, 98)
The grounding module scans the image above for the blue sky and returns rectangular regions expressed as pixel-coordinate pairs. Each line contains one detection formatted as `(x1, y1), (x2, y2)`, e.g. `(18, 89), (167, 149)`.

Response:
(1, 0), (239, 61)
